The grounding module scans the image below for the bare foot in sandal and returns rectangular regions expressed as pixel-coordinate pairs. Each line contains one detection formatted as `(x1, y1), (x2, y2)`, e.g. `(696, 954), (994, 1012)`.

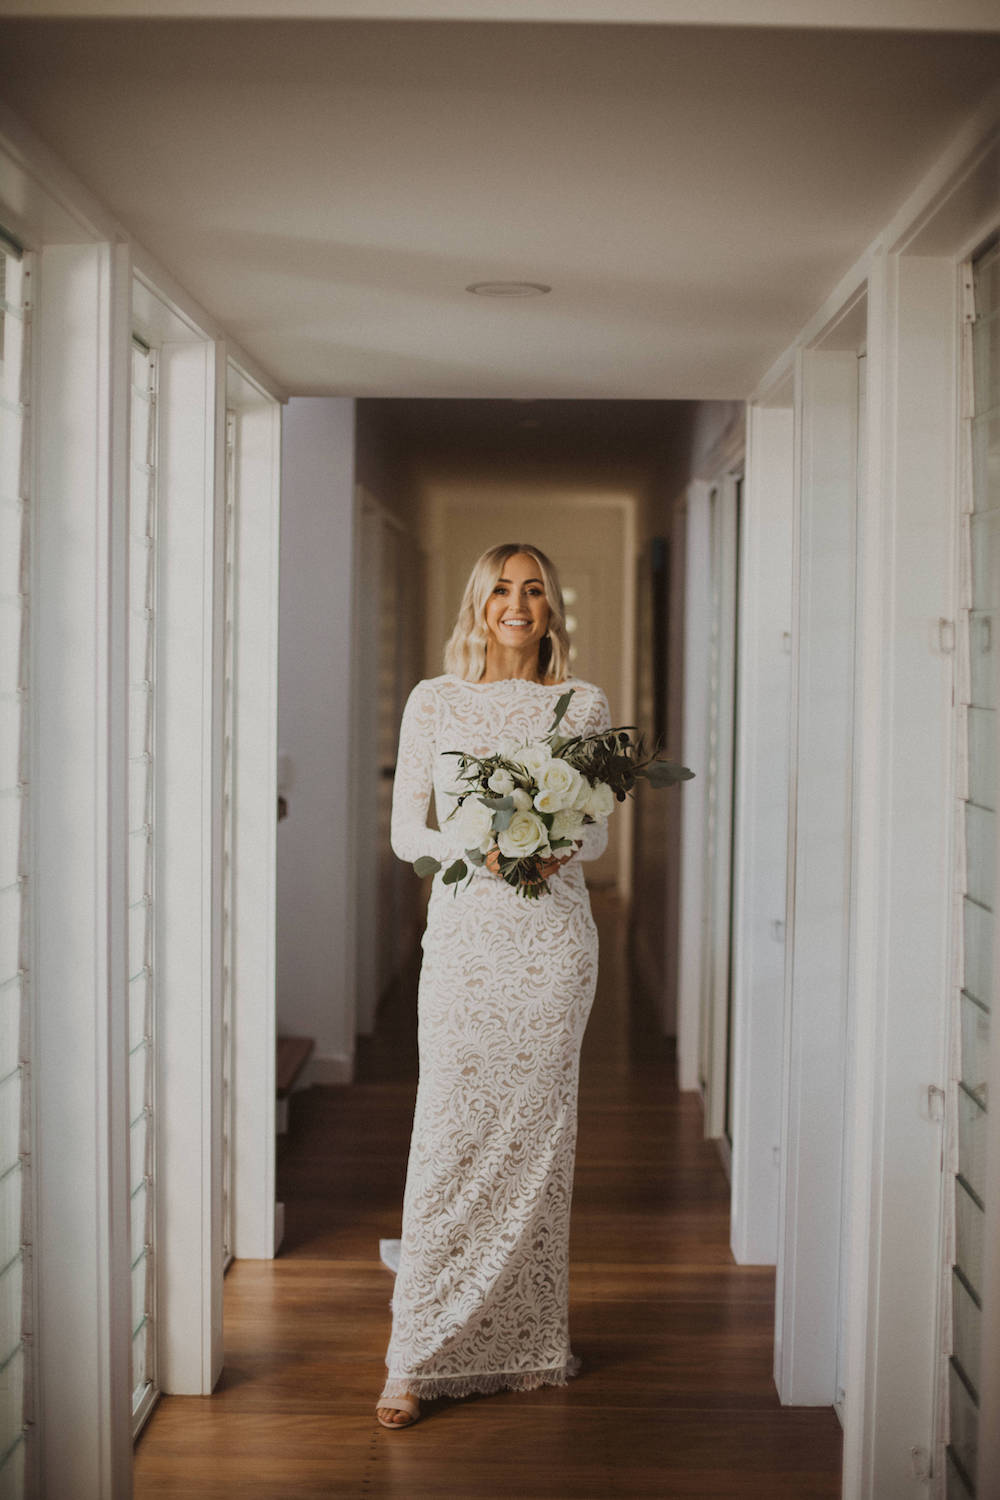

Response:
(376, 1392), (420, 1429)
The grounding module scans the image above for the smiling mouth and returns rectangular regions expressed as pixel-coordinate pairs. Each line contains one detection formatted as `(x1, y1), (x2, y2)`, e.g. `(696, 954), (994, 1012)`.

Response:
(501, 618), (532, 626)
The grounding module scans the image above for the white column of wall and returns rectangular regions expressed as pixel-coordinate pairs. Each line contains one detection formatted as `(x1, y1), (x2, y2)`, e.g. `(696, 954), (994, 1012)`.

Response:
(155, 338), (225, 1394)
(729, 403), (794, 1266)
(775, 348), (858, 1405)
(276, 398), (358, 1083)
(34, 241), (134, 1498)
(353, 492), (382, 1039)
(676, 480), (711, 1093)
(841, 254), (958, 1499)
(230, 395), (282, 1259)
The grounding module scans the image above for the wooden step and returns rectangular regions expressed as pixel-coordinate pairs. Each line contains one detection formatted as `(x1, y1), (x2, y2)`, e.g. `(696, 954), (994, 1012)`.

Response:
(276, 1036), (314, 1098)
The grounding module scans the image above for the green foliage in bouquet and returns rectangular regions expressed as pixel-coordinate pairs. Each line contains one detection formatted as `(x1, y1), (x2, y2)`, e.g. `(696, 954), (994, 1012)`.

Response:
(412, 688), (695, 898)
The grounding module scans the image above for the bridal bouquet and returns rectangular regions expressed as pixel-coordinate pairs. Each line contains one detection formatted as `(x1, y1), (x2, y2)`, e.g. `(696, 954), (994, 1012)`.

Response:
(413, 688), (694, 899)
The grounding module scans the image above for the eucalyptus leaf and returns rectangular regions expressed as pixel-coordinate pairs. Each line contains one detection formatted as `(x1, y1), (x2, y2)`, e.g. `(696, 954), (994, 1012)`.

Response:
(413, 855), (442, 878)
(479, 793), (514, 811)
(442, 858), (468, 885)
(547, 688), (575, 735)
(637, 760), (696, 787)
(492, 807), (515, 832)
(465, 847), (486, 867)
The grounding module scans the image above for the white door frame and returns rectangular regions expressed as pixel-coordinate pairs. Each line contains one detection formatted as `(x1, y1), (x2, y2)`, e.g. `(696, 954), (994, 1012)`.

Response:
(699, 472), (742, 1144)
(4, 102), (286, 1494)
(774, 344), (859, 1405)
(677, 480), (711, 1094)
(33, 236), (135, 1500)
(226, 371), (282, 1261)
(728, 399), (794, 1266)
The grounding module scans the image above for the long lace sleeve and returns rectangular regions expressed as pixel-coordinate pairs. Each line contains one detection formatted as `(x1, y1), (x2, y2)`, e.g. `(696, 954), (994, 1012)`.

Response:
(577, 685), (611, 863)
(391, 681), (456, 866)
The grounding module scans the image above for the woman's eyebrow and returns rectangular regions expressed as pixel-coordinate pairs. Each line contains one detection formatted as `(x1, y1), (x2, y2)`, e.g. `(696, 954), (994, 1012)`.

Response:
(497, 576), (543, 586)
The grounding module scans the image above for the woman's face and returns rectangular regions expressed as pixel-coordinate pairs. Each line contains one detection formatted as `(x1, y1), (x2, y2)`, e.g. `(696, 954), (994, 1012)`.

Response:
(483, 552), (551, 656)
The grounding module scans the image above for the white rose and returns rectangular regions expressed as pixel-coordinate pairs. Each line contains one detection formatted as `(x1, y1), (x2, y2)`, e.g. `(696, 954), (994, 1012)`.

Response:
(487, 768), (515, 795)
(511, 787), (533, 811)
(516, 741), (552, 780)
(457, 797), (495, 852)
(496, 810), (548, 859)
(550, 809), (586, 845)
(583, 780), (616, 819)
(572, 775), (593, 811)
(533, 757), (583, 814)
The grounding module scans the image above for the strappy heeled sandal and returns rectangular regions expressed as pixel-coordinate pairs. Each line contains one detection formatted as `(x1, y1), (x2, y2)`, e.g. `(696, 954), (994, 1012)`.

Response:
(376, 1394), (420, 1430)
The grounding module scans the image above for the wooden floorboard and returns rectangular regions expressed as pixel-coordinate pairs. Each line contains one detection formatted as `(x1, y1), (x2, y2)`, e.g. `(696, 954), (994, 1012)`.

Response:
(134, 894), (842, 1498)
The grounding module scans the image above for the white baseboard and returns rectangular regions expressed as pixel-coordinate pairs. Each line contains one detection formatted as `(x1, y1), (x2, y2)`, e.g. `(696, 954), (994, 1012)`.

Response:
(300, 1050), (354, 1087)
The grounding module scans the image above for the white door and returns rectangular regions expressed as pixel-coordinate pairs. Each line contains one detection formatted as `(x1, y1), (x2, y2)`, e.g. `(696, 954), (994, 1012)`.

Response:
(699, 474), (741, 1143)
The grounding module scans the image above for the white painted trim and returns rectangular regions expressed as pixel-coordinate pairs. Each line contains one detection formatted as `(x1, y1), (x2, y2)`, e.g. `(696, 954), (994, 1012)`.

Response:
(775, 346), (858, 1407)
(33, 240), (133, 1500)
(0, 102), (118, 245)
(277, 398), (359, 1085)
(132, 255), (285, 404)
(676, 479), (711, 1093)
(154, 337), (224, 1395)
(980, 465), (1000, 1492)
(729, 403), (793, 1267)
(228, 390), (282, 1260)
(702, 473), (741, 1141)
(752, 90), (1000, 407)
(0, 101), (286, 404)
(841, 253), (964, 1499)
(695, 409), (746, 486)
(619, 496), (638, 899)
(19, 247), (42, 1500)
(353, 487), (382, 1039)
(982, 209), (1000, 1480)
(886, 107), (1000, 256)
(753, 258), (875, 407)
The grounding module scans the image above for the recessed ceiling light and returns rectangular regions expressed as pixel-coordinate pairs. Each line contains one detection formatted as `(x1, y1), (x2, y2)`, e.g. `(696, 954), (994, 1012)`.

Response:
(466, 281), (552, 298)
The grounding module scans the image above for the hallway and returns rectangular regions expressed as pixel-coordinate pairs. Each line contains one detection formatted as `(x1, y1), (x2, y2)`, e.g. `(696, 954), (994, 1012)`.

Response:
(133, 896), (842, 1499)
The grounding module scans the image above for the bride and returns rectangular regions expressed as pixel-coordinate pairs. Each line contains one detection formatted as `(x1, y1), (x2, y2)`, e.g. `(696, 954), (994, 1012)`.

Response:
(377, 542), (611, 1430)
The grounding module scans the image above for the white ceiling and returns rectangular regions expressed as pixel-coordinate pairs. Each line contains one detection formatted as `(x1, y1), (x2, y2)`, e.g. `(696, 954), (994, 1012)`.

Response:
(2, 17), (999, 397)
(2, 1), (1000, 26)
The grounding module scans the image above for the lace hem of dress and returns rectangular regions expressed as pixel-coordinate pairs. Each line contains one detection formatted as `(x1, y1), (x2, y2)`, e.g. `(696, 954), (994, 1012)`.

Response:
(380, 1355), (581, 1403)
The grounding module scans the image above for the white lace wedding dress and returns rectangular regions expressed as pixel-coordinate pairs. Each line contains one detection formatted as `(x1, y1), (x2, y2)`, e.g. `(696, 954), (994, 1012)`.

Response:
(380, 673), (611, 1403)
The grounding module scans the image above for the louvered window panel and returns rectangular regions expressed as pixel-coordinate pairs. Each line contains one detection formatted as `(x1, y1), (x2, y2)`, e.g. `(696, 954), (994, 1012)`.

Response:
(128, 337), (159, 1434)
(946, 238), (1000, 1499)
(0, 247), (33, 1500)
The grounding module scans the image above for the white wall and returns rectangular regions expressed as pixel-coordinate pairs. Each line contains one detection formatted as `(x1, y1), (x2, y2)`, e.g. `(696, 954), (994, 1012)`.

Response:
(743, 108), (1000, 1497)
(277, 397), (358, 1082)
(33, 237), (134, 1500)
(677, 480), (711, 1094)
(729, 402), (793, 1267)
(774, 347), (859, 1406)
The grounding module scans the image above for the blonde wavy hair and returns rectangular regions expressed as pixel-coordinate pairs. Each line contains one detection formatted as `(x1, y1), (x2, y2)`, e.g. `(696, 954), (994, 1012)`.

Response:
(444, 542), (572, 684)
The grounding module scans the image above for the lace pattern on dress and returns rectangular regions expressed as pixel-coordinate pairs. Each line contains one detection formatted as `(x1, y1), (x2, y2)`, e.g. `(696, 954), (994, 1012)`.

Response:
(383, 675), (610, 1400)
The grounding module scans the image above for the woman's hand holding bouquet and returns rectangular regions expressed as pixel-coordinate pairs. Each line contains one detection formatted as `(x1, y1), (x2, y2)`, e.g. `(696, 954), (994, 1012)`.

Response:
(412, 688), (695, 899)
